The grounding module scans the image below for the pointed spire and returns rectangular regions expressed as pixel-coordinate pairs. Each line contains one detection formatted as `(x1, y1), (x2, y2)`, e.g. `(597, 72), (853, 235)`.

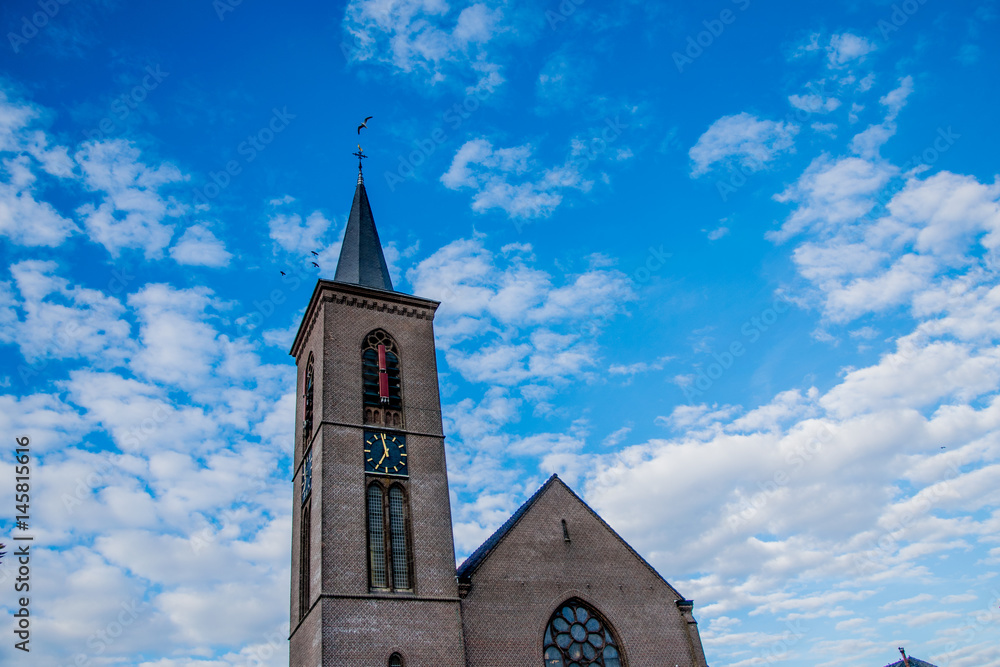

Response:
(334, 159), (394, 291)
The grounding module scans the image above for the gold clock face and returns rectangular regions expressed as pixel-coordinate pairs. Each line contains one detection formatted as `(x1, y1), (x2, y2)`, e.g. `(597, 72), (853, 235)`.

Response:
(364, 431), (407, 476)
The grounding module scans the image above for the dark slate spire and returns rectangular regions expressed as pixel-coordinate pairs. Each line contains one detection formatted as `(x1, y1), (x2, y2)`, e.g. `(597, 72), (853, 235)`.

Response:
(333, 161), (394, 291)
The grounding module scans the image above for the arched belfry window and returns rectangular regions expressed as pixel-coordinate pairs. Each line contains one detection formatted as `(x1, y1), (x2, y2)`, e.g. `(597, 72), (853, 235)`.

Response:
(543, 599), (624, 667)
(366, 481), (413, 592)
(302, 353), (315, 444)
(388, 653), (404, 667)
(362, 330), (402, 427)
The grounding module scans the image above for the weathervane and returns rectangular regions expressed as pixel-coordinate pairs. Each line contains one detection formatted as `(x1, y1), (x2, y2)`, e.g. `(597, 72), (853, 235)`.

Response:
(354, 115), (373, 183)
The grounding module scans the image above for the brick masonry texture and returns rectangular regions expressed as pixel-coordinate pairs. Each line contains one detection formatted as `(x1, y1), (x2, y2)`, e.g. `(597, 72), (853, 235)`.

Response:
(459, 479), (708, 667)
(288, 280), (707, 666)
(290, 281), (465, 667)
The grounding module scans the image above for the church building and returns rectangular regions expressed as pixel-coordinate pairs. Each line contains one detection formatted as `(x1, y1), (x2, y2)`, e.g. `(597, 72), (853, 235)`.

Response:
(287, 160), (710, 667)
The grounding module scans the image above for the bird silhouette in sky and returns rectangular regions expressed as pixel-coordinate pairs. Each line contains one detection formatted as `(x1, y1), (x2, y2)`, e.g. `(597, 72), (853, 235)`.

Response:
(357, 116), (373, 134)
(311, 262), (319, 267)
(311, 250), (319, 256)
(280, 271), (286, 276)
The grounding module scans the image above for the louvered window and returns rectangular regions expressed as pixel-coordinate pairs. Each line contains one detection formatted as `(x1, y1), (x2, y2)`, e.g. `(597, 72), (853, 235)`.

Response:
(362, 330), (402, 427)
(302, 354), (315, 444)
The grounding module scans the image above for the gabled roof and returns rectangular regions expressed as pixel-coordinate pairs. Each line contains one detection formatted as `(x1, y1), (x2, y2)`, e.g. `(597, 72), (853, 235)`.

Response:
(884, 659), (937, 667)
(456, 474), (685, 601)
(333, 173), (394, 291)
(456, 474), (555, 580)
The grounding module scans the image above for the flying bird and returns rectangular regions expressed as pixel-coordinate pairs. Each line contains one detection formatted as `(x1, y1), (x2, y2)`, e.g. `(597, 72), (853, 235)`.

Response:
(311, 262), (320, 267)
(280, 271), (286, 276)
(357, 116), (373, 134)
(311, 250), (319, 256)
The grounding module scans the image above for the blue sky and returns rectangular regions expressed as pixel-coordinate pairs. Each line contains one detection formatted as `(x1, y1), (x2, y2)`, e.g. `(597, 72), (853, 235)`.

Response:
(1, 0), (999, 665)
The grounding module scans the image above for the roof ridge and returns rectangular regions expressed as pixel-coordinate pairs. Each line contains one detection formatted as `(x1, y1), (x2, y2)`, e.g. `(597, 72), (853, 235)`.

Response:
(456, 474), (686, 602)
(456, 474), (559, 580)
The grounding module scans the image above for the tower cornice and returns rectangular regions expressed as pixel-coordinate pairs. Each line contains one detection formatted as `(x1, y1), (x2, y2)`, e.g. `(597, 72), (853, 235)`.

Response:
(289, 279), (440, 359)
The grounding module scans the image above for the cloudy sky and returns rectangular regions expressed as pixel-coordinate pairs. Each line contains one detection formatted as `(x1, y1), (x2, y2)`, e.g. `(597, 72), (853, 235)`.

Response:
(1, 0), (999, 665)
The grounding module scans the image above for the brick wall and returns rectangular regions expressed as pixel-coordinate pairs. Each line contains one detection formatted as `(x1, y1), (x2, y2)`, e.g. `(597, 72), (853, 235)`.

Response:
(289, 281), (465, 667)
(459, 479), (708, 667)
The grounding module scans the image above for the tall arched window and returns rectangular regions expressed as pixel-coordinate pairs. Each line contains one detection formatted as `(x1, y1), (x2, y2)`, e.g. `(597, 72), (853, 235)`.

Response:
(388, 485), (411, 589)
(366, 481), (413, 592)
(302, 353), (315, 444)
(388, 653), (404, 667)
(362, 330), (402, 427)
(543, 599), (624, 667)
(367, 483), (388, 589)
(298, 501), (311, 619)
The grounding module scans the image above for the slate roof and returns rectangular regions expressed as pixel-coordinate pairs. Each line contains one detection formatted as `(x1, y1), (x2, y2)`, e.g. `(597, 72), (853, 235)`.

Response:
(883, 659), (937, 667)
(333, 172), (394, 291)
(456, 474), (685, 602)
(456, 474), (556, 581)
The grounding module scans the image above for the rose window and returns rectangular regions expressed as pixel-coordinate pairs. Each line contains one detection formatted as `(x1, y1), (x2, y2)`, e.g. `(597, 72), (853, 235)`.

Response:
(543, 600), (623, 667)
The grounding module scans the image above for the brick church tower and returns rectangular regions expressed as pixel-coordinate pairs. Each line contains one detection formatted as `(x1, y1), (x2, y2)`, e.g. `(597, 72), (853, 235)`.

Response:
(288, 161), (466, 666)
(288, 156), (710, 667)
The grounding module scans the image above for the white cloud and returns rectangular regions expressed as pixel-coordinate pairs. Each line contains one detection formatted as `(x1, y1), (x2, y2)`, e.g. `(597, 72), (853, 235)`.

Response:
(267, 209), (337, 257)
(789, 93), (841, 114)
(170, 224), (233, 267)
(75, 139), (184, 258)
(3, 259), (133, 365)
(705, 226), (730, 241)
(127, 284), (226, 391)
(770, 155), (894, 242)
(441, 138), (592, 219)
(407, 235), (635, 346)
(0, 155), (78, 246)
(343, 0), (508, 93)
(689, 113), (798, 177)
(826, 33), (876, 67)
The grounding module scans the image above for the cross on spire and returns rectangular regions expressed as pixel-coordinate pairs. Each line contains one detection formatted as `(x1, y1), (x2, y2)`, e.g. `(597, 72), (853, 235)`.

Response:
(352, 144), (367, 185)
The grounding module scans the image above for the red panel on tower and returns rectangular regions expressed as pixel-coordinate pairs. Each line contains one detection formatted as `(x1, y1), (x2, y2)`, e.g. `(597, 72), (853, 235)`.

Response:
(377, 344), (389, 400)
